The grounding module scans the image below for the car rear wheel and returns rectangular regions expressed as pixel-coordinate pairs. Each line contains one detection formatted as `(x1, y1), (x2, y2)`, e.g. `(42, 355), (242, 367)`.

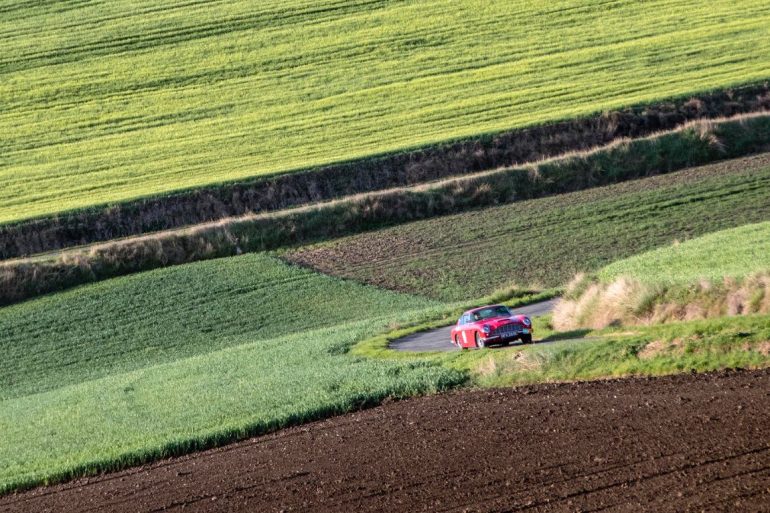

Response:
(475, 332), (486, 349)
(521, 334), (533, 344)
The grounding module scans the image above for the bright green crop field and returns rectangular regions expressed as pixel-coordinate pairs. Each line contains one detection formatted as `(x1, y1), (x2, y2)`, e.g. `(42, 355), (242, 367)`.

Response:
(286, 154), (770, 300)
(0, 253), (465, 492)
(599, 221), (770, 285)
(2, 0), (770, 223)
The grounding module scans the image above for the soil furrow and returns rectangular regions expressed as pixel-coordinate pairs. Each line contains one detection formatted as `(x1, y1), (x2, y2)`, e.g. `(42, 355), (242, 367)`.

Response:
(1, 369), (768, 512)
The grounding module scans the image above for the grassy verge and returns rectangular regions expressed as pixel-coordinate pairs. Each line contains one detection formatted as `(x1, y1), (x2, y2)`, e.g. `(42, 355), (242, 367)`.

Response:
(3, 0), (770, 224)
(354, 313), (770, 388)
(5, 116), (770, 306)
(472, 315), (770, 387)
(288, 149), (770, 301)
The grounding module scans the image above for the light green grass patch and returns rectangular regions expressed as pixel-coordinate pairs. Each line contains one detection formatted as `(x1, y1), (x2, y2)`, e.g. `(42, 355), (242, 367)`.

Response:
(3, 0), (770, 222)
(0, 253), (439, 400)
(0, 321), (463, 494)
(598, 221), (770, 285)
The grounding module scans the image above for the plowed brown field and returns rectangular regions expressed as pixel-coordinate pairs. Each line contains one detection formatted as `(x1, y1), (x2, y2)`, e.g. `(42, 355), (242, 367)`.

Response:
(2, 369), (769, 512)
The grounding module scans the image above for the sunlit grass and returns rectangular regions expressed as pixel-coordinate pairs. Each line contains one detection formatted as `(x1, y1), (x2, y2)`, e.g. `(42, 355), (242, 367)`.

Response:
(599, 221), (770, 285)
(2, 0), (770, 223)
(0, 253), (465, 492)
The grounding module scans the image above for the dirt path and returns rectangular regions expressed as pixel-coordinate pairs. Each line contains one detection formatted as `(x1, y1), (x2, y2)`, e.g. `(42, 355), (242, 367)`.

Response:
(2, 369), (769, 512)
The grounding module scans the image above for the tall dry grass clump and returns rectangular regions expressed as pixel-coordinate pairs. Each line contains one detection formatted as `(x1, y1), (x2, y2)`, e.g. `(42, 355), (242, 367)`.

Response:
(553, 273), (770, 330)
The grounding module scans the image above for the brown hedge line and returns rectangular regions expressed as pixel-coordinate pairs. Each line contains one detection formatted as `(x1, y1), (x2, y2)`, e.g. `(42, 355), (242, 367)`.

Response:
(2, 83), (769, 260)
(2, 113), (770, 306)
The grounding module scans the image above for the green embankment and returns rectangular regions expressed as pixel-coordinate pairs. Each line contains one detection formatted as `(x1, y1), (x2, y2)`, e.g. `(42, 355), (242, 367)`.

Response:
(0, 254), (465, 493)
(287, 154), (770, 301)
(463, 315), (770, 387)
(551, 221), (770, 329)
(355, 313), (770, 387)
(599, 221), (770, 285)
(3, 0), (770, 223)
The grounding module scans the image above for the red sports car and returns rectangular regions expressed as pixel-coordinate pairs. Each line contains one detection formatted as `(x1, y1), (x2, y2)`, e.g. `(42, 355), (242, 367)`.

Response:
(451, 304), (533, 348)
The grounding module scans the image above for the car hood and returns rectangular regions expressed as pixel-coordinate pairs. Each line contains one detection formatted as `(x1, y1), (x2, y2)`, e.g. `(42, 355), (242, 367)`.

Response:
(480, 316), (525, 329)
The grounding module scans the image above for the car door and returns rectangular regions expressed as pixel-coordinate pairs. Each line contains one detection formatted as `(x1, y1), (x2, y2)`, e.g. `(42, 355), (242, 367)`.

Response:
(459, 314), (472, 347)
(453, 315), (463, 346)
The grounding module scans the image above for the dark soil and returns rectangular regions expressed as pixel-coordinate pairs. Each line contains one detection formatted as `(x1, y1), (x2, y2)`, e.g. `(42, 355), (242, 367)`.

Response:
(2, 369), (769, 512)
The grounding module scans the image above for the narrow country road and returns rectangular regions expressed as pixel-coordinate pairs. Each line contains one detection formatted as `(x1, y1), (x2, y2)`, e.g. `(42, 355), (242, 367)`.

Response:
(389, 298), (558, 352)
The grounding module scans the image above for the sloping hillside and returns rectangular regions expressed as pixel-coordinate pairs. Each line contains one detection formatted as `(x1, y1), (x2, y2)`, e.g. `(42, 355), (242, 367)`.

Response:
(2, 0), (770, 223)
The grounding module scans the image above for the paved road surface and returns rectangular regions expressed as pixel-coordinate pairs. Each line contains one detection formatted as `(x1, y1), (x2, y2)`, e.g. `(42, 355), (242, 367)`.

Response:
(390, 298), (558, 352)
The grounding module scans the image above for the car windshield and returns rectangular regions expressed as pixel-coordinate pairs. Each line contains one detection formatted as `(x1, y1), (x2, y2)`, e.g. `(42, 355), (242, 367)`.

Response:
(472, 306), (511, 321)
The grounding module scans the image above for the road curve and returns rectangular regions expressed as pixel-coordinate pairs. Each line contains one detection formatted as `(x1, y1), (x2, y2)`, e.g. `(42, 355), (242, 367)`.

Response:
(390, 298), (558, 352)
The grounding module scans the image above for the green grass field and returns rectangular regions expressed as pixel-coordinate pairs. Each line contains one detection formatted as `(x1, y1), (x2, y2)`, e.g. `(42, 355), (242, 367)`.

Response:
(0, 253), (468, 492)
(599, 221), (770, 285)
(286, 154), (770, 300)
(0, 253), (445, 400)
(2, 0), (770, 224)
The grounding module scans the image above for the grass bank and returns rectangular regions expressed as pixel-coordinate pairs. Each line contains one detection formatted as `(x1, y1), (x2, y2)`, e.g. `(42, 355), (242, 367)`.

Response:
(554, 222), (770, 329)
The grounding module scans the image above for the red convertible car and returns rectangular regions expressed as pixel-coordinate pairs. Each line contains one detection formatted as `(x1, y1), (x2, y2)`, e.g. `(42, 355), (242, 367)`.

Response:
(451, 304), (533, 348)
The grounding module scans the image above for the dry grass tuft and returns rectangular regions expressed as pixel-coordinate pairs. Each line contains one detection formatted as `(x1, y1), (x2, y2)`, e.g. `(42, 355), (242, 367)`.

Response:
(477, 357), (499, 377)
(638, 338), (685, 359)
(554, 272), (770, 329)
(756, 341), (770, 356)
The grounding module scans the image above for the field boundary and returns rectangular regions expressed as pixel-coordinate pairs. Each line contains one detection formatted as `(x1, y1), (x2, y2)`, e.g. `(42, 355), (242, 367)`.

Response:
(2, 114), (769, 306)
(2, 83), (769, 260)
